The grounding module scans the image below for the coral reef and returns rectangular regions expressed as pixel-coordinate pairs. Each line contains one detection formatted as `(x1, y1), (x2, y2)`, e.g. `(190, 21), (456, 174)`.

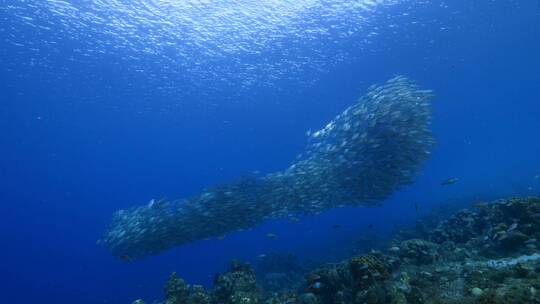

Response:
(349, 255), (390, 284)
(398, 239), (439, 265)
(165, 273), (189, 304)
(164, 272), (211, 304)
(138, 196), (540, 304)
(256, 252), (306, 293)
(428, 197), (540, 258)
(212, 260), (260, 304)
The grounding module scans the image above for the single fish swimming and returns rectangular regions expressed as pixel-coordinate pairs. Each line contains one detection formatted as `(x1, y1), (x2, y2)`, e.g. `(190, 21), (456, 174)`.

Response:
(266, 233), (278, 239)
(441, 177), (459, 186)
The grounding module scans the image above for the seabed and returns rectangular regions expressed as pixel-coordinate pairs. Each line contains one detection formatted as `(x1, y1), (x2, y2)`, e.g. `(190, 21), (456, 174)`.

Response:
(131, 196), (540, 304)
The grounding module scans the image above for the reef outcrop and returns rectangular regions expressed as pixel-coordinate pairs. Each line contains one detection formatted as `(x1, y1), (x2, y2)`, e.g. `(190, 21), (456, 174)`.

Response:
(134, 196), (540, 304)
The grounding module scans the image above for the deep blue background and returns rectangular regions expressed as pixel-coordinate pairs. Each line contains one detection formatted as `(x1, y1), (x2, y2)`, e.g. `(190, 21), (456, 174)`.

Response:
(1, 1), (539, 303)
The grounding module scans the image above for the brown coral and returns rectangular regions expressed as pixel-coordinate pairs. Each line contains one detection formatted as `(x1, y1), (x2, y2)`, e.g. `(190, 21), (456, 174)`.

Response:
(349, 255), (390, 286)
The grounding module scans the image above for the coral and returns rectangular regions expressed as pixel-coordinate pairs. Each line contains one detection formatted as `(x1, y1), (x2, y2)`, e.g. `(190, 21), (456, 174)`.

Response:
(212, 260), (260, 304)
(256, 252), (303, 274)
(165, 272), (189, 304)
(256, 252), (304, 293)
(188, 285), (211, 304)
(498, 231), (529, 250)
(425, 197), (540, 259)
(261, 272), (301, 293)
(349, 255), (390, 286)
(399, 239), (439, 265)
(355, 284), (386, 304)
(429, 209), (485, 245)
(262, 291), (297, 304)
(298, 293), (319, 304)
(163, 272), (211, 304)
(303, 264), (349, 304)
(132, 196), (540, 304)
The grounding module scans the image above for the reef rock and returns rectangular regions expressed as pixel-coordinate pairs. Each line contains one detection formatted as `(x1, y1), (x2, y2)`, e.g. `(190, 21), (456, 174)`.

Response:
(213, 260), (260, 304)
(399, 239), (439, 265)
(165, 272), (189, 304)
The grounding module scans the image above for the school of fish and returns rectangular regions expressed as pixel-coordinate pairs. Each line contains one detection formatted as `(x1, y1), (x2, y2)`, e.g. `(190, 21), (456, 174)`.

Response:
(99, 76), (435, 260)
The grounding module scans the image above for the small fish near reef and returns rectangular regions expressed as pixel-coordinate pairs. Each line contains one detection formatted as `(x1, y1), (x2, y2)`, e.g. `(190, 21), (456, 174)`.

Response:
(441, 177), (459, 186)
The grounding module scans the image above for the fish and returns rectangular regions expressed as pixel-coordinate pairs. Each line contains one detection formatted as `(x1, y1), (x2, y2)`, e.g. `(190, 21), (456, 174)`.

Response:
(332, 224), (342, 229)
(99, 77), (435, 260)
(441, 178), (459, 186)
(414, 202), (420, 213)
(119, 255), (132, 262)
(266, 233), (278, 239)
(312, 282), (323, 289)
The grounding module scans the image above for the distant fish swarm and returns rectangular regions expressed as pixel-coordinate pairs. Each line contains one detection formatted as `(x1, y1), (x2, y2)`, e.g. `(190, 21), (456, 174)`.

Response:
(98, 76), (435, 260)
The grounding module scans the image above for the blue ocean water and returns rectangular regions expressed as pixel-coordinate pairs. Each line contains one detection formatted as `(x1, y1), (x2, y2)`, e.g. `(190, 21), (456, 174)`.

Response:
(1, 0), (539, 303)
